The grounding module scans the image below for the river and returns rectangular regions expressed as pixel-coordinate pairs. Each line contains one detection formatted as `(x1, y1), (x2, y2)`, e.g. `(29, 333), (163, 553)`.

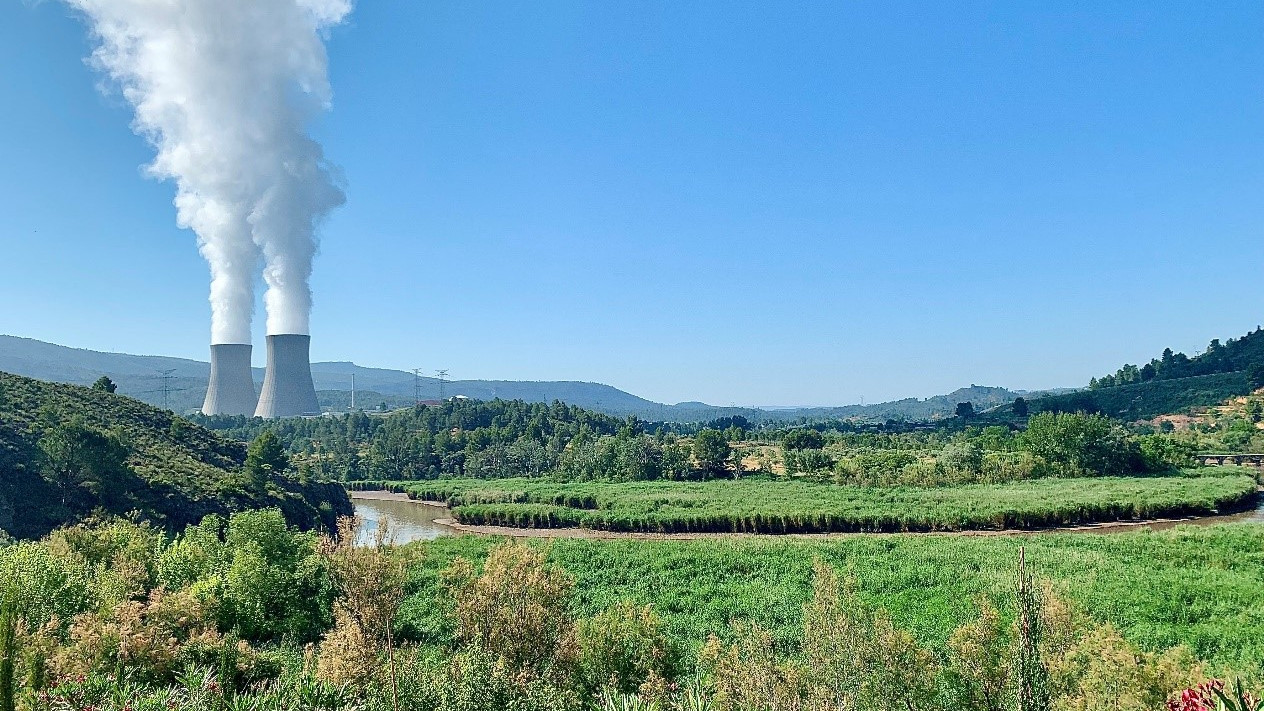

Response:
(351, 491), (454, 544)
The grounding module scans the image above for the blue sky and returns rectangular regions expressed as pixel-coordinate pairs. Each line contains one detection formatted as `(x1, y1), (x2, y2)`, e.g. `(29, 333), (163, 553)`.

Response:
(2, 1), (1263, 406)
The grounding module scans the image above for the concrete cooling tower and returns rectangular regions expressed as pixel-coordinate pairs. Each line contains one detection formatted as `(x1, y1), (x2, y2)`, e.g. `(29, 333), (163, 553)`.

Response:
(254, 334), (321, 418)
(201, 344), (258, 416)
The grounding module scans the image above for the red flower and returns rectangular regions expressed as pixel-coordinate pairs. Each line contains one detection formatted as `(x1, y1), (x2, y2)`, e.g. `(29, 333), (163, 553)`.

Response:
(1168, 680), (1227, 711)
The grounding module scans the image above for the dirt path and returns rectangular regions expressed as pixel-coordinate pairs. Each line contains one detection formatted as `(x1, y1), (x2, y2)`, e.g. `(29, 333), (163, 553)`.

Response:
(352, 491), (1264, 541)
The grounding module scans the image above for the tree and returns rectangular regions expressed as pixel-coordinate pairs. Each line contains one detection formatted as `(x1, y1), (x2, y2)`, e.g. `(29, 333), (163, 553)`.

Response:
(956, 402), (976, 419)
(1248, 363), (1264, 391)
(245, 430), (288, 487)
(1012, 397), (1029, 418)
(38, 418), (131, 505)
(91, 376), (117, 394)
(1020, 412), (1137, 475)
(783, 428), (826, 450)
(692, 429), (731, 477)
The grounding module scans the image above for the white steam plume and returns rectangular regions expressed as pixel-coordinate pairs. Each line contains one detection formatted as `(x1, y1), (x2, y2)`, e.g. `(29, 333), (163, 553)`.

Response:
(65, 0), (351, 341)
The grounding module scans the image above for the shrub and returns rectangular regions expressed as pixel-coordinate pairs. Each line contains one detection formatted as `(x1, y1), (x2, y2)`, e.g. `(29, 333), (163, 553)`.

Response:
(427, 645), (578, 711)
(52, 588), (228, 686)
(939, 442), (984, 473)
(316, 605), (378, 687)
(944, 599), (1012, 711)
(1047, 624), (1203, 711)
(317, 516), (421, 702)
(783, 448), (833, 475)
(703, 560), (938, 711)
(219, 510), (332, 641)
(443, 542), (575, 677)
(575, 600), (677, 696)
(1138, 435), (1199, 472)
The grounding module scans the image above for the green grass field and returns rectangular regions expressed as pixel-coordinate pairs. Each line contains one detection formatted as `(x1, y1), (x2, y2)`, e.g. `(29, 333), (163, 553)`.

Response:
(360, 472), (1257, 533)
(399, 523), (1264, 678)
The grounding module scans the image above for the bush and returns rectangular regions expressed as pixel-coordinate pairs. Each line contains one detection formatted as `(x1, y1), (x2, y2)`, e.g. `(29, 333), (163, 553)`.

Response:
(443, 542), (575, 677)
(575, 601), (677, 696)
(1137, 435), (1199, 471)
(939, 442), (984, 473)
(425, 645), (578, 711)
(943, 599), (1011, 711)
(783, 448), (834, 475)
(702, 560), (939, 711)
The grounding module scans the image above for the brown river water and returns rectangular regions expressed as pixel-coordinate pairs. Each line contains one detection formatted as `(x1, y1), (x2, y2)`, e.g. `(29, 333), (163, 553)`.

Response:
(350, 490), (1264, 546)
(352, 491), (454, 544)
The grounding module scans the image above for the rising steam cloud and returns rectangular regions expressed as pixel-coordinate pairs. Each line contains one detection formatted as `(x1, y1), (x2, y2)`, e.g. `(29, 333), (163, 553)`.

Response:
(66, 0), (351, 342)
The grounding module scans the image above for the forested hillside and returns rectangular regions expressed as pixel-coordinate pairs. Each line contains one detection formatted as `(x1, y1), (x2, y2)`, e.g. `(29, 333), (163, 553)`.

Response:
(1088, 326), (1264, 390)
(0, 371), (351, 539)
(1005, 326), (1264, 421)
(1025, 372), (1252, 421)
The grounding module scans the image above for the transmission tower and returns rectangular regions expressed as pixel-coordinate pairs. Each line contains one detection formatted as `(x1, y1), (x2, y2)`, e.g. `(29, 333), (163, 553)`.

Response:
(158, 369), (177, 410)
(436, 369), (449, 401)
(413, 368), (424, 405)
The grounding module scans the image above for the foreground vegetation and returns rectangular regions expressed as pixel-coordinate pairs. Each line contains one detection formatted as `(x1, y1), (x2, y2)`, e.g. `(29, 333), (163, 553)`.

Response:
(400, 526), (1264, 675)
(0, 372), (351, 538)
(3, 512), (1264, 710)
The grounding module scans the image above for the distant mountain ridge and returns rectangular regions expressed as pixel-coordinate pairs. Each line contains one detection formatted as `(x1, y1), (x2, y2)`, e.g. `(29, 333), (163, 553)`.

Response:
(0, 335), (1046, 422)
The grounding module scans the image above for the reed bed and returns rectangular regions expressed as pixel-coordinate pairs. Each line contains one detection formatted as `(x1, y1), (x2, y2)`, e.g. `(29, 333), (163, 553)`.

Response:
(356, 474), (1258, 533)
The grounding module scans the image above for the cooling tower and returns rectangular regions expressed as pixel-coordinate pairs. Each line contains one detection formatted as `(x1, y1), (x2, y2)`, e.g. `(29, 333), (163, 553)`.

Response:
(254, 334), (321, 418)
(201, 344), (258, 416)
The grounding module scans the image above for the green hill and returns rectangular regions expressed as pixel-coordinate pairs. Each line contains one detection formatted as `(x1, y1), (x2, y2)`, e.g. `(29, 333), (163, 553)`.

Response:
(991, 326), (1264, 422)
(1086, 326), (1264, 390)
(0, 371), (351, 540)
(1023, 372), (1250, 421)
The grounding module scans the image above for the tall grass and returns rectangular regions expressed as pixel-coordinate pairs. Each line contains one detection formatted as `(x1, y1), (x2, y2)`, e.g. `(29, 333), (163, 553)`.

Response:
(399, 523), (1264, 676)
(361, 475), (1258, 533)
